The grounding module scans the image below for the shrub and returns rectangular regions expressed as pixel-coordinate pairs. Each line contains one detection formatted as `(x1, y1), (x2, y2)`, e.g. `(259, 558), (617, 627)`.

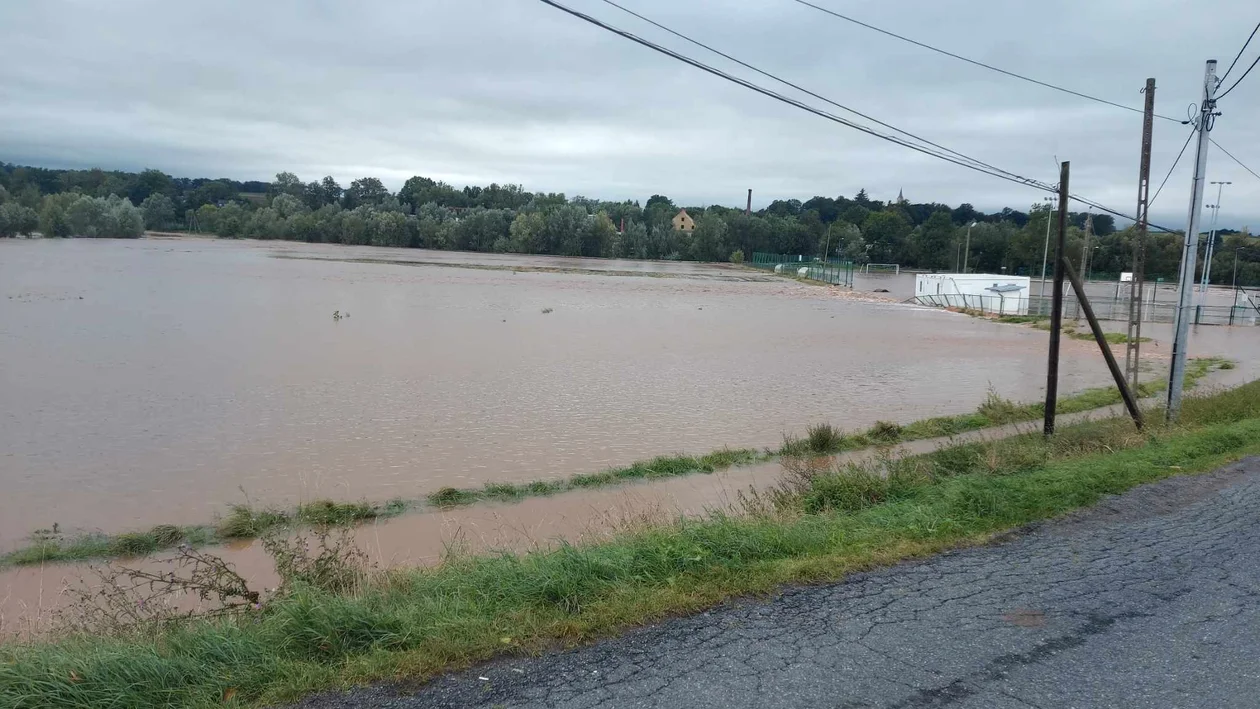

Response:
(868, 420), (902, 443)
(805, 423), (843, 453)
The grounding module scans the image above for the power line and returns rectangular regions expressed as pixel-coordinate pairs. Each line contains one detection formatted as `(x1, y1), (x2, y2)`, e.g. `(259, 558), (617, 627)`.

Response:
(1220, 21), (1260, 82)
(1210, 138), (1260, 183)
(789, 0), (1182, 123)
(595, 0), (1029, 183)
(537, 0), (1175, 233)
(1150, 126), (1196, 209)
(535, 0), (1051, 193)
(1217, 53), (1260, 99)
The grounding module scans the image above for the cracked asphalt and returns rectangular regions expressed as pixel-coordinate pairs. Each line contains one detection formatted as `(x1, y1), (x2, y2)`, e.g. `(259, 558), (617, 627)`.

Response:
(291, 457), (1260, 709)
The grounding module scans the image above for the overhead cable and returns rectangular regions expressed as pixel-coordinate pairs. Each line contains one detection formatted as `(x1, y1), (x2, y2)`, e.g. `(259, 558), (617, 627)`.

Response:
(1149, 126), (1197, 209)
(1210, 138), (1260, 183)
(595, 0), (1028, 183)
(1217, 53), (1260, 99)
(537, 0), (1052, 192)
(788, 0), (1182, 123)
(537, 0), (1176, 233)
(1220, 21), (1260, 82)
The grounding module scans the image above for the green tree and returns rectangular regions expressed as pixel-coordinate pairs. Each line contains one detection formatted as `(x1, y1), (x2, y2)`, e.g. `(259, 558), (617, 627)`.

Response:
(343, 177), (389, 209)
(38, 193), (77, 237)
(508, 211), (545, 253)
(141, 193), (177, 231)
(582, 212), (618, 257)
(270, 172), (304, 200)
(270, 193), (306, 220)
(0, 202), (38, 236)
(911, 210), (955, 270)
(688, 214), (729, 261)
(861, 210), (911, 264)
(128, 169), (173, 205)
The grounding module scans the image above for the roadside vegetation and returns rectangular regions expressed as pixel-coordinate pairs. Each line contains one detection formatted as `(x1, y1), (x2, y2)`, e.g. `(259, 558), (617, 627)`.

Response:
(1, 357), (1232, 569)
(2, 380), (1258, 707)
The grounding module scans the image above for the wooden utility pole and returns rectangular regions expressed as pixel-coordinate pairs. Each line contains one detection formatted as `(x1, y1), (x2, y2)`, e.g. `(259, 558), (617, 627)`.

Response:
(1044, 161), (1070, 437)
(1125, 78), (1155, 390)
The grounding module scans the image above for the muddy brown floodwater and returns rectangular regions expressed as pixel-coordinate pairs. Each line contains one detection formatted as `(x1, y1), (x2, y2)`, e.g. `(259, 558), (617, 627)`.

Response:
(2, 237), (1257, 547)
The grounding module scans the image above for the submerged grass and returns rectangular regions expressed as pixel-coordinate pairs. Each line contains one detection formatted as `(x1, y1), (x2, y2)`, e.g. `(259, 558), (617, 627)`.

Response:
(4, 381), (1259, 708)
(2, 357), (1231, 567)
(1, 500), (406, 569)
(427, 448), (763, 508)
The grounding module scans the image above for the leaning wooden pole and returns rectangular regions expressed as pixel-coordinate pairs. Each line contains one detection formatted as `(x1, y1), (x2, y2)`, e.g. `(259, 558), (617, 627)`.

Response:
(1044, 162), (1069, 436)
(1061, 257), (1146, 429)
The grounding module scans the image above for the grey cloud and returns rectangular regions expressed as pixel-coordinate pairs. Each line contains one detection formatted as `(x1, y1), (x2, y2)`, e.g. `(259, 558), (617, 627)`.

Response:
(1, 0), (1257, 228)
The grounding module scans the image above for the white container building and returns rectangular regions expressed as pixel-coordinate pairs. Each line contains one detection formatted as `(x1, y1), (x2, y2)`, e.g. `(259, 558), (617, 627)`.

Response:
(914, 273), (1032, 315)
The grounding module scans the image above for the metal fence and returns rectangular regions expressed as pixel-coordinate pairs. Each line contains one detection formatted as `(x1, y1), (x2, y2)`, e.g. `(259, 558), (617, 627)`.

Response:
(910, 293), (1260, 326)
(750, 252), (854, 287)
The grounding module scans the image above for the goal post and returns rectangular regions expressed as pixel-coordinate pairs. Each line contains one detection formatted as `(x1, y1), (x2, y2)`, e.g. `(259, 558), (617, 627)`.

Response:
(861, 263), (900, 274)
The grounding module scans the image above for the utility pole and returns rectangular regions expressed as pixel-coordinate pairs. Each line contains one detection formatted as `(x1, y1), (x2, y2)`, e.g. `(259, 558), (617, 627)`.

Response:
(1079, 212), (1094, 282)
(1044, 161), (1069, 437)
(1125, 78), (1155, 390)
(1201, 181), (1230, 298)
(962, 221), (976, 273)
(1167, 60), (1218, 422)
(1039, 195), (1054, 308)
(746, 188), (752, 216)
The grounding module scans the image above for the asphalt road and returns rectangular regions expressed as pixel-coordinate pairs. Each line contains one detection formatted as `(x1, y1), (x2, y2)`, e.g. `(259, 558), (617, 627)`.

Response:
(292, 457), (1260, 709)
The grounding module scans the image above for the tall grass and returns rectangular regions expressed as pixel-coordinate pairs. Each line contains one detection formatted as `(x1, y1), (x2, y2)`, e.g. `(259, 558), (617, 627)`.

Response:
(3, 381), (1258, 708)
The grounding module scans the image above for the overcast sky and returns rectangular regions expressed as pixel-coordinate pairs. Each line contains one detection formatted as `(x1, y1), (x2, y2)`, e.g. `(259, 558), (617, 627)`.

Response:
(2, 0), (1258, 228)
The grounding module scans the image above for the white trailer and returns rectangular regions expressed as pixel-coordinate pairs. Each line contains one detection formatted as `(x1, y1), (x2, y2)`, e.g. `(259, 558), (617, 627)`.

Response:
(914, 273), (1032, 315)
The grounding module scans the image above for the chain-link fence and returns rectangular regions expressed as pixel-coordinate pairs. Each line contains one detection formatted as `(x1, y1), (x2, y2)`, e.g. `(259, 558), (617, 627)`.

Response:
(750, 253), (854, 287)
(910, 293), (1260, 326)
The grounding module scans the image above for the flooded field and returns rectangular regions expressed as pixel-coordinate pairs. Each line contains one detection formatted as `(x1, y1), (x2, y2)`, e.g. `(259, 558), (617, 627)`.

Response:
(2, 237), (1255, 546)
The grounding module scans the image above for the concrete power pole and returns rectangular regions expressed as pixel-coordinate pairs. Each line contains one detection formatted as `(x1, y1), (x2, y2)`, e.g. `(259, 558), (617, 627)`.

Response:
(746, 189), (752, 216)
(1166, 60), (1218, 421)
(1201, 181), (1230, 299)
(1080, 213), (1094, 281)
(1125, 78), (1155, 390)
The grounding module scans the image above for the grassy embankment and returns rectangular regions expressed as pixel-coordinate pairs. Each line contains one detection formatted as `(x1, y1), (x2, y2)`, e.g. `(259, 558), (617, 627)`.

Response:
(2, 380), (1259, 707)
(957, 309), (1154, 345)
(1, 357), (1231, 568)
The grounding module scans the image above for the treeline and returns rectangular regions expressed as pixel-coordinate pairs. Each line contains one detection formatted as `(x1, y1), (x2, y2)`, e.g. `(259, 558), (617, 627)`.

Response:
(2, 162), (1257, 286)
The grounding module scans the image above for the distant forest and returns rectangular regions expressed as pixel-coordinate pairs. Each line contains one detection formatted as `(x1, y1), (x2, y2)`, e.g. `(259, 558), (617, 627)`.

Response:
(1, 162), (1256, 285)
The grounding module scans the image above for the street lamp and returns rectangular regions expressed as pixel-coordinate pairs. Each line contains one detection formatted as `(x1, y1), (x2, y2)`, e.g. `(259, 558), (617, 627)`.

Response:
(1234, 241), (1260, 291)
(1038, 196), (1054, 299)
(1088, 245), (1101, 282)
(1202, 181), (1230, 296)
(962, 221), (977, 273)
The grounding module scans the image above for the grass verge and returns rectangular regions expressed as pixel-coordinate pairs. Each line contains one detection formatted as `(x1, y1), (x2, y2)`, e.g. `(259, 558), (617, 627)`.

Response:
(779, 356), (1229, 453)
(2, 381), (1258, 707)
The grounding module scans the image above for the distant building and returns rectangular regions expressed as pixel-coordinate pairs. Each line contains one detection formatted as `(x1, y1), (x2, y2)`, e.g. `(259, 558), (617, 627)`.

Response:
(672, 209), (696, 233)
(915, 273), (1031, 315)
